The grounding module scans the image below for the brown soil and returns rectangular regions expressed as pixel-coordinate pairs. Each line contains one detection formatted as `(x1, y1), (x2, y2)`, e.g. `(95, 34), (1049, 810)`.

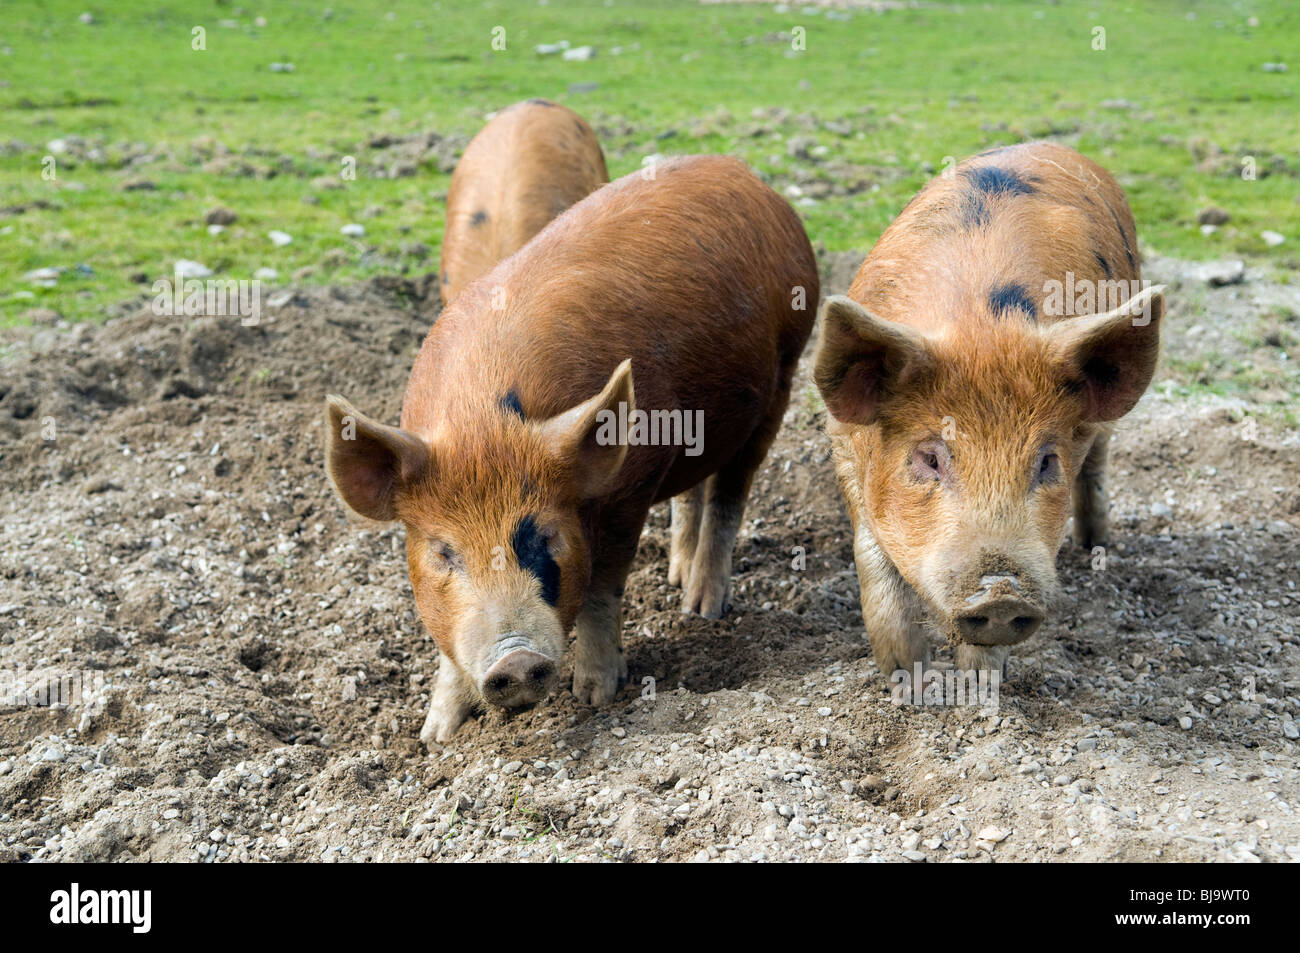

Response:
(1, 255), (1297, 862)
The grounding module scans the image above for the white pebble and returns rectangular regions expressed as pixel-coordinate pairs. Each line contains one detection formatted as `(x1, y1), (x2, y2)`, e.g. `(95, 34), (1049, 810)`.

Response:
(173, 259), (213, 279)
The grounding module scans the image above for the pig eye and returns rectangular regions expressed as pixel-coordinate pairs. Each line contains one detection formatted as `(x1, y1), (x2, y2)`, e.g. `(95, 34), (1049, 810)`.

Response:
(1033, 450), (1062, 487)
(426, 540), (463, 573)
(540, 524), (567, 559)
(909, 441), (950, 483)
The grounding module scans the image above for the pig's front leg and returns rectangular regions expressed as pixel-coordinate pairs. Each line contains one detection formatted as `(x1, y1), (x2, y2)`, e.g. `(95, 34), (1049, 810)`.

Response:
(572, 514), (643, 706)
(955, 644), (1010, 680)
(572, 588), (628, 706)
(419, 652), (477, 747)
(1072, 430), (1111, 549)
(854, 522), (930, 678)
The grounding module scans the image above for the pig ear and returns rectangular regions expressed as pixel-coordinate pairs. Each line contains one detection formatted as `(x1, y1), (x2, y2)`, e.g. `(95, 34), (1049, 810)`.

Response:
(324, 395), (431, 521)
(813, 295), (932, 425)
(1051, 285), (1166, 423)
(539, 358), (634, 498)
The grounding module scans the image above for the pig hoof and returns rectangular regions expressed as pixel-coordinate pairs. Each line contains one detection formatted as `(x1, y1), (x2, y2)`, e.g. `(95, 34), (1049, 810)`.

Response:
(419, 701), (471, 748)
(682, 577), (731, 618)
(573, 649), (627, 706)
(871, 646), (929, 682)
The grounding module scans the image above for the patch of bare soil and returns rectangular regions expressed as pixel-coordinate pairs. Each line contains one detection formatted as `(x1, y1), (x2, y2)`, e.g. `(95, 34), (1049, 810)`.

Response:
(0, 256), (1297, 863)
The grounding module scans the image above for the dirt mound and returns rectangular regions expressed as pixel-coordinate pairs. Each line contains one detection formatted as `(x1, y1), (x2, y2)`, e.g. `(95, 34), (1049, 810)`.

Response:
(1, 266), (1297, 862)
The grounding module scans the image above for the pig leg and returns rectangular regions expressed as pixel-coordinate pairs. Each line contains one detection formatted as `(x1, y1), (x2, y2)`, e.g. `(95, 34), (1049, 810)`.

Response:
(854, 524), (932, 678)
(686, 473), (748, 621)
(572, 511), (644, 705)
(667, 484), (703, 590)
(419, 653), (478, 746)
(955, 644), (1010, 681)
(683, 472), (745, 617)
(1073, 431), (1111, 549)
(683, 385), (789, 617)
(683, 378), (798, 617)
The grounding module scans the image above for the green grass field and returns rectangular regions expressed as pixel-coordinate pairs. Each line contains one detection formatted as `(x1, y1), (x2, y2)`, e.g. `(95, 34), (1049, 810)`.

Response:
(2, 0), (1298, 323)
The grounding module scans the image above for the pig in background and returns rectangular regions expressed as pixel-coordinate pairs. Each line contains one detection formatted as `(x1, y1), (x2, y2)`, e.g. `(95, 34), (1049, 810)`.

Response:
(439, 99), (609, 306)
(326, 155), (817, 744)
(814, 142), (1166, 682)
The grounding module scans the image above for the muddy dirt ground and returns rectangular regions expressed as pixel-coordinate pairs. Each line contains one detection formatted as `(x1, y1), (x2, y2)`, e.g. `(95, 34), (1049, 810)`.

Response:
(1, 252), (1298, 863)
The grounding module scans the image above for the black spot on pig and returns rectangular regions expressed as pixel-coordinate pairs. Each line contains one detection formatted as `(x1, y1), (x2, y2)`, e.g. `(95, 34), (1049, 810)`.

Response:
(1097, 199), (1136, 272)
(988, 282), (1037, 322)
(962, 165), (1037, 198)
(512, 516), (559, 606)
(527, 98), (557, 107)
(1093, 250), (1112, 278)
(500, 390), (525, 419)
(1115, 219), (1136, 271)
(961, 193), (991, 229)
(471, 210), (488, 227)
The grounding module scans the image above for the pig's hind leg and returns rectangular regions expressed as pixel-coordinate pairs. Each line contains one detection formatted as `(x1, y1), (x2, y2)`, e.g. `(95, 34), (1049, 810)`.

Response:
(668, 484), (703, 590)
(420, 654), (478, 746)
(682, 382), (789, 619)
(682, 471), (742, 618)
(1072, 431), (1111, 549)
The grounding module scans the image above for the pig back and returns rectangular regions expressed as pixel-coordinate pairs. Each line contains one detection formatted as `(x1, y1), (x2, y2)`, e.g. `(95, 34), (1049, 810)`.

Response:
(410, 155), (818, 492)
(848, 142), (1140, 334)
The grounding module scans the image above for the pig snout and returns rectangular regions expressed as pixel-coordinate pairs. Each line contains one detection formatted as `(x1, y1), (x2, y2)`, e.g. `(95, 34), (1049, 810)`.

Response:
(953, 574), (1044, 646)
(480, 634), (557, 709)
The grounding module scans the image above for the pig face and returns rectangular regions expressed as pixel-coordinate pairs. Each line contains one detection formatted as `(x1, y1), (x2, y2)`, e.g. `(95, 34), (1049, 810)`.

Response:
(815, 287), (1164, 646)
(324, 361), (633, 710)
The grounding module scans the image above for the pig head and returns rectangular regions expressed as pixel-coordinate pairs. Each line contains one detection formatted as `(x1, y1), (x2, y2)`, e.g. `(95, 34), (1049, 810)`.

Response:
(816, 285), (1164, 658)
(324, 360), (633, 715)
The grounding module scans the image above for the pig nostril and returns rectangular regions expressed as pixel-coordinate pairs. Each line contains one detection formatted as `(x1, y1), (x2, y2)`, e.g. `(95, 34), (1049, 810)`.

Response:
(1011, 615), (1043, 638)
(959, 604), (1041, 644)
(956, 615), (989, 640)
(486, 674), (512, 695)
(527, 663), (553, 685)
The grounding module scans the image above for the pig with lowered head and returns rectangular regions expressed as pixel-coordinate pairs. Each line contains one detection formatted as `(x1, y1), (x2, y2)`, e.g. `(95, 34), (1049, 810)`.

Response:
(814, 142), (1165, 680)
(326, 155), (817, 743)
